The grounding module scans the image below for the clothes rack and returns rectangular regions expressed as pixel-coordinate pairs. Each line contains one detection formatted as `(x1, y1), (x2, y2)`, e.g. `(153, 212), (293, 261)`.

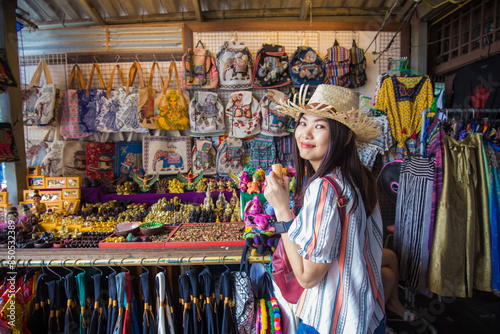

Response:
(420, 108), (500, 155)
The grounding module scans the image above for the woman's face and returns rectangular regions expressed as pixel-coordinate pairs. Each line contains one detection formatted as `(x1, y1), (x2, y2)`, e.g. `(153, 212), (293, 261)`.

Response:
(295, 113), (330, 171)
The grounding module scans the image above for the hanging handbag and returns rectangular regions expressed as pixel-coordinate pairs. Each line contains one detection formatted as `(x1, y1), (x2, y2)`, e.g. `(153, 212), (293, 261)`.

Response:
(182, 40), (219, 89)
(78, 63), (106, 133)
(22, 59), (57, 126)
(0, 122), (19, 163)
(142, 135), (192, 175)
(60, 64), (91, 139)
(272, 175), (348, 304)
(95, 64), (126, 133)
(231, 245), (255, 334)
(154, 61), (190, 131)
(138, 61), (163, 129)
(62, 140), (87, 177)
(85, 141), (116, 181)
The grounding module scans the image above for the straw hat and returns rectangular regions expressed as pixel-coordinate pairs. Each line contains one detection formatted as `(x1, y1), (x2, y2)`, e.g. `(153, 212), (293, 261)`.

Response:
(277, 84), (381, 143)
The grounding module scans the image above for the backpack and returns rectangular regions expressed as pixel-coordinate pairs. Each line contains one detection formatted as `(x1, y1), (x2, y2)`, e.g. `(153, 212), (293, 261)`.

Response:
(347, 40), (367, 88)
(216, 40), (253, 90)
(188, 91), (225, 136)
(248, 134), (277, 170)
(192, 138), (217, 176)
(182, 41), (219, 89)
(216, 136), (245, 177)
(225, 91), (260, 138)
(289, 46), (325, 87)
(252, 44), (291, 88)
(324, 40), (351, 87)
(259, 89), (288, 137)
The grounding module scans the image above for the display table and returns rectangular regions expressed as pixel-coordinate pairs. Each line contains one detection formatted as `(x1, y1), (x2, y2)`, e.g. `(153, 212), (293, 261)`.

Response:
(81, 187), (237, 205)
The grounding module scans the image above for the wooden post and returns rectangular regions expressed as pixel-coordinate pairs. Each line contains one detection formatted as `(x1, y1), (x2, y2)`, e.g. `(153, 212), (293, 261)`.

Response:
(1, 0), (26, 204)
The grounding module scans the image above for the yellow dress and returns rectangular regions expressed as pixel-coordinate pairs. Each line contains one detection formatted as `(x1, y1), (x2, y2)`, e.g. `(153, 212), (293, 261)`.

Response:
(375, 75), (433, 157)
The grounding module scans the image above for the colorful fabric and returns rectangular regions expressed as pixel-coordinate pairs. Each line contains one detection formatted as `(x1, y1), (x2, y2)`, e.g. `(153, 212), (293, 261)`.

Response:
(375, 75), (433, 157)
(394, 157), (434, 294)
(288, 171), (385, 334)
(252, 43), (292, 88)
(0, 122), (19, 163)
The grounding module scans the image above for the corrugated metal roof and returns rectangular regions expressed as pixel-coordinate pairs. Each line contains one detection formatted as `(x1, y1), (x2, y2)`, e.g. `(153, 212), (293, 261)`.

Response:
(17, 0), (406, 28)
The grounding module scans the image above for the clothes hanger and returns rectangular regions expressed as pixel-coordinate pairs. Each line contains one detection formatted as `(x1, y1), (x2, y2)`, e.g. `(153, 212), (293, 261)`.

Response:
(61, 259), (74, 275)
(221, 256), (230, 271)
(72, 259), (86, 274)
(46, 260), (62, 280)
(107, 258), (117, 277)
(139, 258), (149, 275)
(156, 258), (167, 273)
(201, 256), (209, 269)
(119, 258), (130, 273)
(91, 259), (103, 276)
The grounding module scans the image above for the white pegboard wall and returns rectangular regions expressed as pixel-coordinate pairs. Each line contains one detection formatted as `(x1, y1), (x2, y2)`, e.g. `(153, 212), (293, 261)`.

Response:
(376, 32), (401, 74)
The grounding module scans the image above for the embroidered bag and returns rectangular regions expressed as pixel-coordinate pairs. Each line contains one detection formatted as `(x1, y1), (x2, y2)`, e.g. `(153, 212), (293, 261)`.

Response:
(142, 136), (192, 175)
(188, 91), (225, 136)
(182, 40), (219, 89)
(25, 139), (49, 168)
(116, 61), (148, 133)
(154, 61), (190, 131)
(62, 140), (87, 177)
(231, 245), (255, 334)
(78, 63), (106, 133)
(115, 141), (144, 180)
(60, 65), (91, 139)
(225, 91), (261, 138)
(248, 134), (277, 170)
(289, 46), (325, 87)
(0, 123), (19, 163)
(22, 59), (57, 126)
(347, 40), (367, 88)
(95, 64), (125, 133)
(259, 89), (288, 137)
(216, 40), (253, 90)
(252, 44), (291, 88)
(41, 139), (64, 176)
(272, 175), (348, 304)
(216, 136), (244, 177)
(85, 142), (116, 181)
(192, 138), (217, 176)
(137, 61), (162, 130)
(324, 40), (351, 87)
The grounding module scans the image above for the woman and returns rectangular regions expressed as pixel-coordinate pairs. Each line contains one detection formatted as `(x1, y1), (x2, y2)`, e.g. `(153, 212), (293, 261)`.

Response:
(264, 85), (385, 334)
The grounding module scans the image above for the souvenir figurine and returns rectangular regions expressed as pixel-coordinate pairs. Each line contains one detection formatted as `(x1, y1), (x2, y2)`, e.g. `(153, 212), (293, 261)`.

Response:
(223, 203), (232, 222)
(132, 173), (159, 192)
(216, 178), (225, 193)
(246, 174), (261, 194)
(177, 170), (203, 191)
(194, 178), (207, 193)
(254, 167), (266, 185)
(203, 189), (214, 210)
(155, 179), (169, 193)
(32, 190), (46, 216)
(216, 191), (227, 211)
(224, 178), (234, 192)
(231, 206), (242, 222)
(101, 175), (127, 194)
(229, 189), (239, 209)
(207, 178), (216, 193)
(168, 179), (185, 193)
(244, 195), (263, 216)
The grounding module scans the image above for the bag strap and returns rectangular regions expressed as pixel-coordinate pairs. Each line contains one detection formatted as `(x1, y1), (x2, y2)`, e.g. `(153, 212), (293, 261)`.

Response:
(163, 61), (182, 96)
(106, 64), (125, 98)
(321, 175), (349, 223)
(29, 59), (54, 87)
(68, 64), (85, 90)
(148, 61), (164, 89)
(239, 244), (250, 275)
(85, 63), (105, 97)
(126, 61), (145, 94)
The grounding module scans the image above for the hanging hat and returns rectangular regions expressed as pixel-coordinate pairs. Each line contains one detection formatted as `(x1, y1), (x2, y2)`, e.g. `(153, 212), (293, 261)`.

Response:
(277, 84), (381, 143)
(33, 189), (41, 198)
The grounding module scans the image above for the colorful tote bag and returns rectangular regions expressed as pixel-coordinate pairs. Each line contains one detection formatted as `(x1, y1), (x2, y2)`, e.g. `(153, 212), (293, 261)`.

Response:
(142, 136), (192, 175)
(259, 89), (288, 137)
(138, 61), (162, 129)
(252, 44), (291, 88)
(182, 40), (219, 89)
(60, 65), (92, 139)
(324, 40), (351, 86)
(115, 141), (144, 180)
(95, 64), (125, 133)
(41, 140), (64, 176)
(154, 61), (190, 131)
(78, 63), (106, 133)
(22, 59), (57, 126)
(116, 61), (148, 133)
(25, 139), (49, 167)
(216, 40), (253, 90)
(192, 138), (217, 176)
(289, 46), (325, 87)
(0, 123), (19, 163)
(85, 142), (116, 181)
(225, 91), (261, 138)
(62, 140), (87, 177)
(216, 136), (245, 177)
(188, 91), (225, 136)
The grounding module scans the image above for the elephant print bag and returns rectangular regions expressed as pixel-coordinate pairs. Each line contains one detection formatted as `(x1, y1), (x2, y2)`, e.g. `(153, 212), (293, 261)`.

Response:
(216, 40), (253, 90)
(252, 44), (291, 88)
(85, 142), (116, 181)
(142, 136), (192, 175)
(259, 89), (288, 137)
(226, 91), (261, 138)
(154, 61), (190, 131)
(115, 141), (144, 180)
(192, 138), (217, 176)
(22, 59), (57, 126)
(189, 91), (225, 136)
(78, 63), (106, 133)
(289, 46), (325, 87)
(216, 136), (244, 177)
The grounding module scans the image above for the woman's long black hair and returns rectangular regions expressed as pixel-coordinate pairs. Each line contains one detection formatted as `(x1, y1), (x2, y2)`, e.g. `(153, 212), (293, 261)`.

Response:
(293, 114), (378, 216)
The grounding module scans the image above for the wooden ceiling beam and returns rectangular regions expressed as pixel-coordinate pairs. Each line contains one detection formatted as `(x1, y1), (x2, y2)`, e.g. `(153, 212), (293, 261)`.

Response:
(76, 0), (106, 25)
(299, 0), (310, 21)
(192, 0), (203, 22)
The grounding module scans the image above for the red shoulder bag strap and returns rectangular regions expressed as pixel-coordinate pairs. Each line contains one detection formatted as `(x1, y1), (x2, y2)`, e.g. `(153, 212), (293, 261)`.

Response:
(321, 175), (349, 223)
